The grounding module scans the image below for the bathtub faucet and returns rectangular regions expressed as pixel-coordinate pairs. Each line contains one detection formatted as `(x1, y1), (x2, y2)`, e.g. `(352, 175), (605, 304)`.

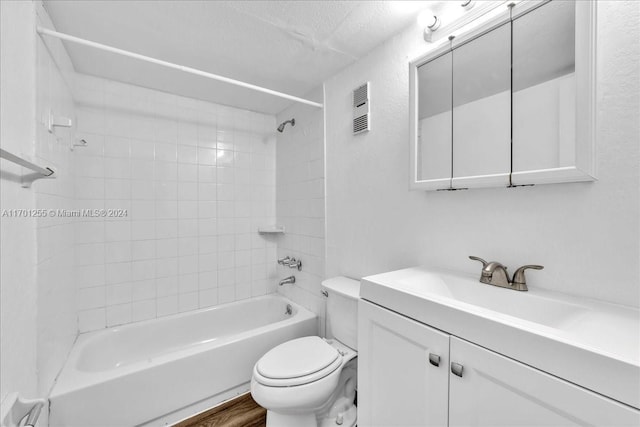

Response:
(279, 276), (296, 286)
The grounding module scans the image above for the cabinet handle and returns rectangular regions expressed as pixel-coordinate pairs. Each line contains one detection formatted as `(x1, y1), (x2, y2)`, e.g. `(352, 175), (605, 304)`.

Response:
(451, 362), (464, 377)
(429, 353), (440, 367)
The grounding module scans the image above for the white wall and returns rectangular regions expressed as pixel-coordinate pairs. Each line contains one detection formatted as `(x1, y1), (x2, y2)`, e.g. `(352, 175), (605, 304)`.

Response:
(0, 1), (77, 407)
(0, 0), (39, 403)
(275, 86), (326, 334)
(325, 1), (639, 307)
(34, 2), (78, 398)
(72, 75), (278, 331)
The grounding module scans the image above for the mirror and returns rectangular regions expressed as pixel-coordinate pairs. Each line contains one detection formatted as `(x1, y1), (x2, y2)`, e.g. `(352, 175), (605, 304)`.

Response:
(513, 1), (576, 175)
(416, 52), (452, 188)
(409, 0), (596, 191)
(452, 23), (511, 188)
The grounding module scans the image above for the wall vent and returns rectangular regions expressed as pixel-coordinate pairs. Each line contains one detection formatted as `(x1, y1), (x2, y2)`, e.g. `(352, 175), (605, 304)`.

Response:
(353, 82), (370, 135)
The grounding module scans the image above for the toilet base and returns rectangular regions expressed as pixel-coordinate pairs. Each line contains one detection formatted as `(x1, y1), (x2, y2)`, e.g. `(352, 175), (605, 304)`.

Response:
(319, 403), (357, 427)
(266, 404), (356, 427)
(266, 411), (316, 427)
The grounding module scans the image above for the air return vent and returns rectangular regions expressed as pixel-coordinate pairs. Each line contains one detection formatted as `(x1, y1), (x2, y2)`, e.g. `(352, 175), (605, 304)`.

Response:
(353, 82), (370, 135)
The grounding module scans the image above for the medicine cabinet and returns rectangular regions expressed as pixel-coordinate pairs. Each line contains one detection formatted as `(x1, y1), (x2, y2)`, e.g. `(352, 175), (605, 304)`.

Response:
(409, 0), (596, 191)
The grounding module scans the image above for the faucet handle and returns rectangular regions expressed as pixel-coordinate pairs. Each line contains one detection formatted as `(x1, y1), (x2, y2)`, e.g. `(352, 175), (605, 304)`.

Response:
(278, 256), (290, 265)
(287, 258), (302, 270)
(469, 256), (493, 284)
(512, 264), (544, 285)
(468, 256), (488, 268)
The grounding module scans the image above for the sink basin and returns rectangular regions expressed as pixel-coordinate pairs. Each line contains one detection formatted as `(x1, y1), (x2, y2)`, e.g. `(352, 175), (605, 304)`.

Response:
(391, 270), (588, 329)
(361, 266), (640, 409)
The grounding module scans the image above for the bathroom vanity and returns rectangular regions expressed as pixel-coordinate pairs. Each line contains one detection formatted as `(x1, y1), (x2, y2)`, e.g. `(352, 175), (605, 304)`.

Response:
(357, 267), (640, 426)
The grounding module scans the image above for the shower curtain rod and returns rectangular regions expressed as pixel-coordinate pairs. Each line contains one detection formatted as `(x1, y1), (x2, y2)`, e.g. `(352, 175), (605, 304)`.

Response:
(36, 26), (324, 109)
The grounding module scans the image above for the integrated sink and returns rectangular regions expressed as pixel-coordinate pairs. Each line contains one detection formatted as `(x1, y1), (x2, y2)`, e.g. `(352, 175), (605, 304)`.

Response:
(390, 269), (588, 329)
(361, 266), (640, 409)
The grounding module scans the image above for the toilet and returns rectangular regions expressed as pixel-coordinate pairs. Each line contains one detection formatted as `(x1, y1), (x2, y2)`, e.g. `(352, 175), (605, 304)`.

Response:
(251, 277), (360, 427)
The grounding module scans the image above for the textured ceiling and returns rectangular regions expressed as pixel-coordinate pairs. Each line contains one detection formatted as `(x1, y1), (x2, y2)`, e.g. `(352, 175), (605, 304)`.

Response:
(43, 1), (445, 114)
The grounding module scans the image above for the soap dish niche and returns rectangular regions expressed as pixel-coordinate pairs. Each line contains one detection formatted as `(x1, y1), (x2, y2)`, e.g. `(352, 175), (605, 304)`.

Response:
(258, 226), (285, 235)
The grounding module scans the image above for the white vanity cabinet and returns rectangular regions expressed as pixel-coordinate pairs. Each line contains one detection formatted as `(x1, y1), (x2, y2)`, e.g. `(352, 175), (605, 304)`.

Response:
(357, 300), (449, 426)
(358, 300), (640, 427)
(448, 337), (639, 427)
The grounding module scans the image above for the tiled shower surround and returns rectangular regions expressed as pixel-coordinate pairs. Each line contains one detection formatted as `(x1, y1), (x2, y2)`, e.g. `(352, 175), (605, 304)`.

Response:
(73, 75), (278, 332)
(275, 89), (326, 333)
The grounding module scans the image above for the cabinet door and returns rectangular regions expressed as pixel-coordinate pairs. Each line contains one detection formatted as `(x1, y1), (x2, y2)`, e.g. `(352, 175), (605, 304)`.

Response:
(358, 300), (449, 427)
(449, 337), (640, 426)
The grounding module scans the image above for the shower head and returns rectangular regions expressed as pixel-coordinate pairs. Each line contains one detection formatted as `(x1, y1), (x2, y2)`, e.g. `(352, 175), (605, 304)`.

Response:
(277, 118), (295, 133)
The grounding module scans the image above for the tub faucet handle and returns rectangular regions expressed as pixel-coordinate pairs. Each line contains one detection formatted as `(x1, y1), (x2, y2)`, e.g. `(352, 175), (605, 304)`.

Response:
(277, 256), (290, 265)
(287, 258), (302, 270)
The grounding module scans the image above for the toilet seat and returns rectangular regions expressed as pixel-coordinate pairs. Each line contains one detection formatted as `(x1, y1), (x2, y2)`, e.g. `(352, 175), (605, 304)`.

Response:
(254, 337), (343, 387)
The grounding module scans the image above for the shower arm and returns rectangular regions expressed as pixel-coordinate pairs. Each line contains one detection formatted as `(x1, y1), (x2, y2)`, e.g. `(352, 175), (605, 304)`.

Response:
(277, 118), (295, 133)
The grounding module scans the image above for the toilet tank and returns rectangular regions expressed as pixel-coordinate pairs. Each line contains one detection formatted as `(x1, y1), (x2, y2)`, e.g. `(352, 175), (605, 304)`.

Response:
(322, 277), (360, 350)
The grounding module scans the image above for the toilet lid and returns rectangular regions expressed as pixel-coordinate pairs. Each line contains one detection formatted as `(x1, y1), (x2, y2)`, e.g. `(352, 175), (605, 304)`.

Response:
(256, 336), (339, 380)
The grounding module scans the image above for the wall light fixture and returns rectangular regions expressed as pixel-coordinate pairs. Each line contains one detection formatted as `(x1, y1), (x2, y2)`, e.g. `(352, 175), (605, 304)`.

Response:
(461, 1), (476, 11)
(418, 9), (441, 42)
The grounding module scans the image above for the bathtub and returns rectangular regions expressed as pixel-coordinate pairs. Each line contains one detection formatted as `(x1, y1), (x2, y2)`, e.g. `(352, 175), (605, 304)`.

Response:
(49, 295), (317, 427)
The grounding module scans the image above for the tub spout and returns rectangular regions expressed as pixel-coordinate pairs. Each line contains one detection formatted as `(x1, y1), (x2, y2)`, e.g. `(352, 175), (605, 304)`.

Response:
(279, 276), (295, 286)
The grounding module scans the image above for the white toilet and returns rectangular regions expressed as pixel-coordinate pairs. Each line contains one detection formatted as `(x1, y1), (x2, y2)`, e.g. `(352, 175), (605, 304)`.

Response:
(251, 277), (359, 427)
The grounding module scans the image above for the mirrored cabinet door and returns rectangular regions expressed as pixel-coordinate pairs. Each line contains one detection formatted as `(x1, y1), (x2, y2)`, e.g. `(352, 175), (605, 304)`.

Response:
(511, 0), (596, 185)
(452, 23), (511, 189)
(412, 50), (453, 190)
(409, 0), (596, 191)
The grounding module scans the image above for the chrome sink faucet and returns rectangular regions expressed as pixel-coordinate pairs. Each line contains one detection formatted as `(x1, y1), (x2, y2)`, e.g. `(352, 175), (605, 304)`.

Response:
(469, 256), (543, 291)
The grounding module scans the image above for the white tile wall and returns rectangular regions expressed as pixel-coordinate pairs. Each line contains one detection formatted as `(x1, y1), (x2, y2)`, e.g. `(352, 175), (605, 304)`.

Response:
(73, 75), (278, 332)
(275, 87), (326, 334)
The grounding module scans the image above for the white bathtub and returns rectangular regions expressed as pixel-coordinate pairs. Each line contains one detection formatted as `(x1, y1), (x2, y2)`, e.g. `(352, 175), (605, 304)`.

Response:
(49, 295), (317, 426)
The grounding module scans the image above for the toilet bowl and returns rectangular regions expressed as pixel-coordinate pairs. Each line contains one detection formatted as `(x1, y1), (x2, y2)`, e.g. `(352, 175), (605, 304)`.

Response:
(251, 277), (360, 427)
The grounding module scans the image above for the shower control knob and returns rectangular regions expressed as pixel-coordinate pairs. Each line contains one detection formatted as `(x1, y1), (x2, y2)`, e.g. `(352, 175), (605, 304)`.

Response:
(287, 258), (302, 270)
(277, 256), (290, 265)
